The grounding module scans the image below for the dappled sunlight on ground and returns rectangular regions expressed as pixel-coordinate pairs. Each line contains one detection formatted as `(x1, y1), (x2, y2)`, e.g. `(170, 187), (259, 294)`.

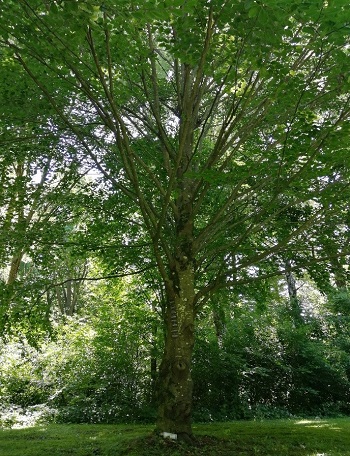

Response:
(309, 453), (329, 456)
(295, 419), (342, 431)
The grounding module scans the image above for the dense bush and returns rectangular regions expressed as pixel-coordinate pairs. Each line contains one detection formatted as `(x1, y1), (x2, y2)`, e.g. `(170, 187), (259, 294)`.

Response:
(0, 339), (51, 408)
(0, 286), (159, 425)
(191, 299), (350, 421)
(1, 290), (350, 425)
(41, 305), (158, 424)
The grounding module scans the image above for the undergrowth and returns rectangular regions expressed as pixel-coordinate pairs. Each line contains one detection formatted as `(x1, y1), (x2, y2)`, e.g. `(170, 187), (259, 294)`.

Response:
(1, 418), (350, 455)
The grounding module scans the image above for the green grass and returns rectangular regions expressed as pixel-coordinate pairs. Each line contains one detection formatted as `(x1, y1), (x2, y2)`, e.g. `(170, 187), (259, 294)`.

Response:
(1, 418), (350, 455)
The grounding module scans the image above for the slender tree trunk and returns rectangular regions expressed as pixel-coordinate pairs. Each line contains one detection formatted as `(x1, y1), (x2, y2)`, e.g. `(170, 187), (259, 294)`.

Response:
(212, 297), (227, 348)
(156, 261), (195, 439)
(329, 256), (347, 290)
(285, 259), (303, 325)
(150, 301), (158, 405)
(7, 253), (24, 286)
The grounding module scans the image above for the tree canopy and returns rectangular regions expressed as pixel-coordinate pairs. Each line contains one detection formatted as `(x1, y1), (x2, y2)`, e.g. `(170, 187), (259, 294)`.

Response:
(1, 0), (350, 439)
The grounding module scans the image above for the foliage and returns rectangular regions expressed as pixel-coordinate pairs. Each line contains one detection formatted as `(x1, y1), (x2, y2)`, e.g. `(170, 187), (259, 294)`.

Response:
(1, 0), (350, 434)
(3, 279), (350, 426)
(1, 0), (349, 306)
(0, 278), (161, 424)
(191, 291), (350, 422)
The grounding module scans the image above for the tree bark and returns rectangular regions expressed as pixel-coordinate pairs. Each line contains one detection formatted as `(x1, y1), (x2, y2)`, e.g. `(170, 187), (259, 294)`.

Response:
(7, 253), (24, 286)
(156, 261), (195, 439)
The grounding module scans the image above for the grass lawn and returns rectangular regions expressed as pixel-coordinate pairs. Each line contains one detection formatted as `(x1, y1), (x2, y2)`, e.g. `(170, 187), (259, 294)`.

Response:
(1, 418), (350, 455)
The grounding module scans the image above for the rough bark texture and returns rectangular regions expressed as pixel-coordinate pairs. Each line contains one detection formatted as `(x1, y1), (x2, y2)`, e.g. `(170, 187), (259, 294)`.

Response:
(156, 261), (195, 438)
(155, 125), (197, 436)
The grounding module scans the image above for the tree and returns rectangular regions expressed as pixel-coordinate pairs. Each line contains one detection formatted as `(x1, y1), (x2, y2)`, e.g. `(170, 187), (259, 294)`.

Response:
(1, 0), (350, 439)
(0, 54), (98, 331)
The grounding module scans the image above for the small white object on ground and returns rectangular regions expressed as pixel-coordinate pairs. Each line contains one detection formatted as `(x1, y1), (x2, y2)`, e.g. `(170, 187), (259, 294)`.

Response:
(161, 432), (177, 440)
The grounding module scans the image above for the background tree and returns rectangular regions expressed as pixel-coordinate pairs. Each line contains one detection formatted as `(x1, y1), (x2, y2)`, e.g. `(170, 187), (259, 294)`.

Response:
(0, 59), (95, 333)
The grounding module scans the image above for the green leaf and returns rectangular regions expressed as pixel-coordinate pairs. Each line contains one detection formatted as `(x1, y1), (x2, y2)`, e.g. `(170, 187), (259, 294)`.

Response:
(248, 6), (259, 18)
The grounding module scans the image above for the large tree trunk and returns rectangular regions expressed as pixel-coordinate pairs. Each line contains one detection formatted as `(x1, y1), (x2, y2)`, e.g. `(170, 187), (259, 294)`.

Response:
(155, 73), (197, 438)
(156, 261), (195, 439)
